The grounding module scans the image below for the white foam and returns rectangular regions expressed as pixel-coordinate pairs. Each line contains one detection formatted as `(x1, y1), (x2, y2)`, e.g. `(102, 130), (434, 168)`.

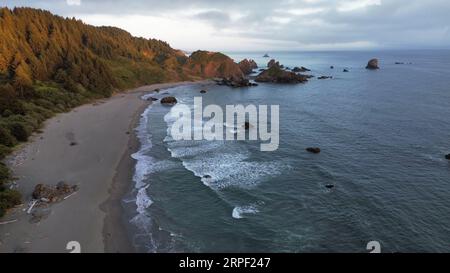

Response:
(136, 185), (153, 214)
(232, 205), (259, 219)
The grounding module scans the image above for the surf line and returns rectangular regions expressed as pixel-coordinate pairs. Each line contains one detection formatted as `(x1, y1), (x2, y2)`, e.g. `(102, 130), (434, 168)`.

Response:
(169, 97), (279, 151)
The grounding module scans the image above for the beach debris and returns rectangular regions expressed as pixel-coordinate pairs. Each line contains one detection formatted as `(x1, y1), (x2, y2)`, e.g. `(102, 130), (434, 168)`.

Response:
(160, 96), (178, 105)
(0, 219), (18, 225)
(343, 68), (349, 72)
(325, 184), (335, 189)
(306, 147), (321, 154)
(32, 182), (79, 203)
(318, 76), (333, 80)
(445, 154), (450, 160)
(200, 89), (207, 94)
(26, 200), (38, 214)
(366, 58), (380, 69)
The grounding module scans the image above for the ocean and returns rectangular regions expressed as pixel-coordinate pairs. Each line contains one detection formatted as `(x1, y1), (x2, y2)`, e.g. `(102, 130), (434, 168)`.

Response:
(123, 50), (450, 253)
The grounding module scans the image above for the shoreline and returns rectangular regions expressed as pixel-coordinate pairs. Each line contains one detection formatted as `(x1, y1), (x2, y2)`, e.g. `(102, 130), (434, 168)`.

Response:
(0, 80), (211, 253)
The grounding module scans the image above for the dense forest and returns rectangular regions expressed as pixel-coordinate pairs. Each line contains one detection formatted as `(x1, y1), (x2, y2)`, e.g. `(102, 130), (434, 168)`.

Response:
(0, 7), (244, 216)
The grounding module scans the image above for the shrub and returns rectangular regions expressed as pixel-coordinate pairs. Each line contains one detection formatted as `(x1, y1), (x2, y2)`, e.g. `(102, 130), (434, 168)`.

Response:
(8, 122), (30, 142)
(0, 144), (11, 160)
(0, 189), (22, 218)
(0, 126), (17, 147)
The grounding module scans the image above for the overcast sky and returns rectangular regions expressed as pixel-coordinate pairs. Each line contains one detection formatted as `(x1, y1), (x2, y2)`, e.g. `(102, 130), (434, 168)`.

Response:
(4, 0), (450, 51)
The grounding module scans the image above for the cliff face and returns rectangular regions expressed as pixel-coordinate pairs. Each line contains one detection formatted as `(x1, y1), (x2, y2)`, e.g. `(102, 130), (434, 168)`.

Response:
(184, 51), (244, 79)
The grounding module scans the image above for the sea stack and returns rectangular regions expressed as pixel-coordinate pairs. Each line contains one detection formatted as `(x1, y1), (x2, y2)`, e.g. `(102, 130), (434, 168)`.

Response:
(366, 58), (379, 69)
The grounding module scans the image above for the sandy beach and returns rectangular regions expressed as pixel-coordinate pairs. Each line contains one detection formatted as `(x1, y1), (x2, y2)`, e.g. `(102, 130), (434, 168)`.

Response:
(0, 81), (208, 253)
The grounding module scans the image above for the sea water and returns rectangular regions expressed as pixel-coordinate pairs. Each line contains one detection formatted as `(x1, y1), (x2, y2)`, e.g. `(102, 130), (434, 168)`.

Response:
(125, 50), (450, 253)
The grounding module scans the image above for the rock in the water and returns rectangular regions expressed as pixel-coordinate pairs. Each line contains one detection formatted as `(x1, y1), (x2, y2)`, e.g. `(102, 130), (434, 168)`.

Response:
(263, 53), (270, 58)
(238, 59), (258, 75)
(292, 66), (311, 73)
(243, 122), (252, 130)
(160, 96), (178, 105)
(395, 62), (405, 65)
(306, 147), (321, 154)
(216, 76), (255, 88)
(325, 184), (334, 189)
(330, 66), (334, 69)
(318, 76), (333, 80)
(343, 68), (349, 72)
(154, 88), (160, 92)
(203, 175), (212, 179)
(445, 154), (450, 160)
(267, 59), (281, 68)
(366, 58), (379, 69)
(200, 89), (207, 93)
(255, 66), (309, 84)
(147, 97), (158, 101)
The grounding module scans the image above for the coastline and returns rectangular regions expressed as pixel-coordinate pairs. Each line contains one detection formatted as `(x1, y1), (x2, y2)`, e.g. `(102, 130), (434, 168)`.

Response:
(0, 80), (210, 253)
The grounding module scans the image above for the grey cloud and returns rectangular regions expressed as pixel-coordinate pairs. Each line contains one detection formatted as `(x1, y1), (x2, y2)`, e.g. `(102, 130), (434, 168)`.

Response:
(4, 0), (450, 49)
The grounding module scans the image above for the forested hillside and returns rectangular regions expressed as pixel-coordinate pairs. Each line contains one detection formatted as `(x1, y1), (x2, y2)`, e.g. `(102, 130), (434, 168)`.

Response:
(0, 7), (244, 216)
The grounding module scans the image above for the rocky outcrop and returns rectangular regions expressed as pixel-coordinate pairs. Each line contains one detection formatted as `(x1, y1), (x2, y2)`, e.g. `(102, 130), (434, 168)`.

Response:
(238, 59), (258, 75)
(366, 58), (379, 69)
(292, 66), (311, 72)
(255, 66), (309, 84)
(184, 50), (244, 79)
(216, 77), (258, 88)
(306, 147), (321, 154)
(160, 96), (178, 105)
(268, 59), (281, 68)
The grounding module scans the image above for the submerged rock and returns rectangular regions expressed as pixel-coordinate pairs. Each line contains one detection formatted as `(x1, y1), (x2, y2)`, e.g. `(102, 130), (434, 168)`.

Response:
(147, 97), (158, 101)
(366, 58), (379, 69)
(306, 147), (321, 154)
(160, 96), (178, 105)
(445, 154), (450, 160)
(325, 184), (335, 189)
(318, 76), (333, 80)
(200, 89), (207, 94)
(330, 66), (334, 69)
(203, 175), (212, 179)
(255, 66), (309, 84)
(343, 68), (349, 72)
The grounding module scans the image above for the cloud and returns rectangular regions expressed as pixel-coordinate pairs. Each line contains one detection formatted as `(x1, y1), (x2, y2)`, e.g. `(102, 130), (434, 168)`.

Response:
(3, 0), (450, 50)
(66, 0), (81, 6)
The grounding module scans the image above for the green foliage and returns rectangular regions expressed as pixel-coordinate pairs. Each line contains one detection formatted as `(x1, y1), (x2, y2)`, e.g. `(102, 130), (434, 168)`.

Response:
(0, 145), (11, 160)
(0, 188), (22, 217)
